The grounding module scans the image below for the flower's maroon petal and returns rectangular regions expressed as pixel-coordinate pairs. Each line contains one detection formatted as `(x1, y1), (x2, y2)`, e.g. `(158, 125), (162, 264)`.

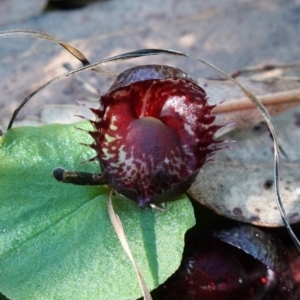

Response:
(90, 65), (224, 206)
(155, 79), (222, 170)
(91, 84), (189, 205)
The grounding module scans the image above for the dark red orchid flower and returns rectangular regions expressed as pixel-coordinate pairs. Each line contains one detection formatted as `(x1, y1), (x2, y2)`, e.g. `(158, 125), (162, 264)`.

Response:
(153, 225), (293, 300)
(54, 64), (223, 208)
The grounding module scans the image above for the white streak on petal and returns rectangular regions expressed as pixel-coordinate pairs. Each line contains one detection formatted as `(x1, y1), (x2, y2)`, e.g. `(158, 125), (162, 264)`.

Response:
(184, 123), (194, 135)
(109, 124), (118, 131)
(102, 147), (115, 159)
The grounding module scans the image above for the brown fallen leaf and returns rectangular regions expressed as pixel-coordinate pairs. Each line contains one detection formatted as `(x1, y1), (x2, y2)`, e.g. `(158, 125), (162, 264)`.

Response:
(188, 106), (300, 227)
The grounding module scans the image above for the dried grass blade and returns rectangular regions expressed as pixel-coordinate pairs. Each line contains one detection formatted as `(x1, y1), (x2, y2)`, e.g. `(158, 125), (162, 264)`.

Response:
(108, 191), (152, 300)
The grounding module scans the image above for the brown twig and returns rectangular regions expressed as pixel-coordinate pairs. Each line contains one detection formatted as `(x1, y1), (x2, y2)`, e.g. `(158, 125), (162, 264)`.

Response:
(212, 89), (300, 113)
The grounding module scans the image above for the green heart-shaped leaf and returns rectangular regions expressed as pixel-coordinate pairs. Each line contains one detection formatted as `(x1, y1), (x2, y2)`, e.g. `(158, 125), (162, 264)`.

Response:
(0, 122), (195, 300)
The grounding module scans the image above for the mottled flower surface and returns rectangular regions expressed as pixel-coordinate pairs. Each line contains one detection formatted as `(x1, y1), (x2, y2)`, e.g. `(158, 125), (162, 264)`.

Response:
(90, 65), (222, 207)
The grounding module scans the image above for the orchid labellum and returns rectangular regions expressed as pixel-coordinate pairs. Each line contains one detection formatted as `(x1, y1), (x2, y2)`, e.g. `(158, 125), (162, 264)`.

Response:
(54, 64), (222, 208)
